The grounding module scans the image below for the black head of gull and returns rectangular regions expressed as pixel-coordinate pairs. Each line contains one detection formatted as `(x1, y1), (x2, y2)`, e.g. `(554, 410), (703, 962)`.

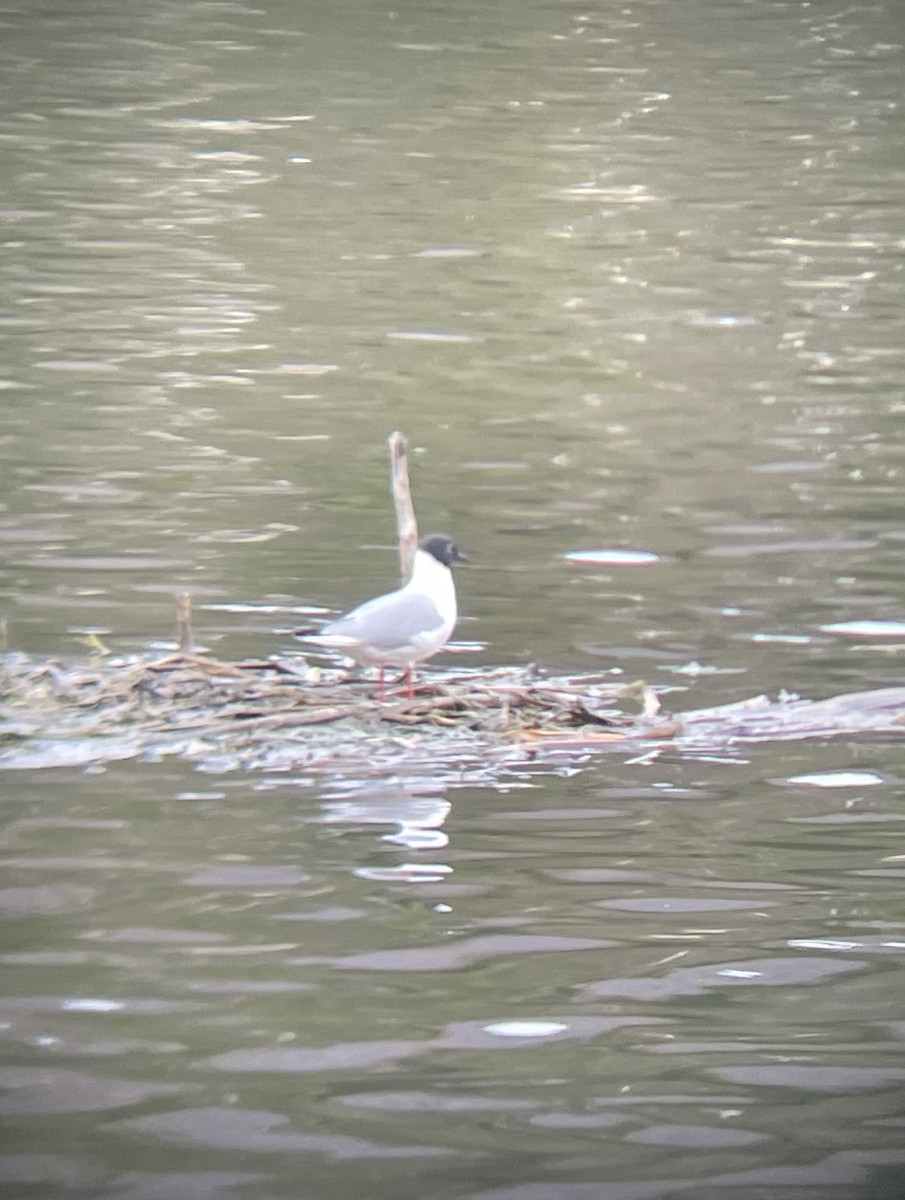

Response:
(418, 532), (467, 569)
(297, 532), (467, 700)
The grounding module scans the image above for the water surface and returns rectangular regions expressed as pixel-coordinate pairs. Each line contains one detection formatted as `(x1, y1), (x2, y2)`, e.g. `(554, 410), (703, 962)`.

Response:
(2, 0), (905, 1197)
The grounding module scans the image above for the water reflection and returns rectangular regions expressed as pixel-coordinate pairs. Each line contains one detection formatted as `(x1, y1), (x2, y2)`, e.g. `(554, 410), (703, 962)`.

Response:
(322, 784), (452, 851)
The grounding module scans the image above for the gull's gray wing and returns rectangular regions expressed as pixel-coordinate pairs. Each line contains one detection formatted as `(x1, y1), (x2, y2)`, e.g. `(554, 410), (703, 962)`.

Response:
(321, 590), (444, 651)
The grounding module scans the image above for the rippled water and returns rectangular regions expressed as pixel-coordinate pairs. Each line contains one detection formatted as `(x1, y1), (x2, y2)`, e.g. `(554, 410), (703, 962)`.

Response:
(2, 0), (905, 1196)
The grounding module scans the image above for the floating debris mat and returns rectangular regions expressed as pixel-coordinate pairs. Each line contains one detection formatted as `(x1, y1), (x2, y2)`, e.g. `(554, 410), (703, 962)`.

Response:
(1, 650), (904, 775)
(0, 652), (650, 773)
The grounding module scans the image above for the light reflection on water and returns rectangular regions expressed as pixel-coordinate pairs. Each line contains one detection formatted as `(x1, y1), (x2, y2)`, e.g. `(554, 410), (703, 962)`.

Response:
(2, 0), (905, 1195)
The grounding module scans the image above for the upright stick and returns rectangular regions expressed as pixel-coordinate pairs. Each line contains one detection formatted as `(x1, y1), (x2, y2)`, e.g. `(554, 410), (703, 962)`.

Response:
(175, 591), (194, 654)
(388, 431), (419, 583)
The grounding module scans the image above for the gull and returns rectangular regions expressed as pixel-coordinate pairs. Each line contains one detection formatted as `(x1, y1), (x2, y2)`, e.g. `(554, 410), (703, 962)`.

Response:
(297, 533), (466, 699)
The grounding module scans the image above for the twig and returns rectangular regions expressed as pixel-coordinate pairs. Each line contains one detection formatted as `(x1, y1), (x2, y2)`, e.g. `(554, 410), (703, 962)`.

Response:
(145, 653), (246, 676)
(388, 431), (419, 582)
(222, 704), (367, 728)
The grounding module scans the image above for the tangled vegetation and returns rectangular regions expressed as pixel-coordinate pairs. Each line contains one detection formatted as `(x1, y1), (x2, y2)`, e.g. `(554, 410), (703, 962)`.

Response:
(2, 647), (904, 776)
